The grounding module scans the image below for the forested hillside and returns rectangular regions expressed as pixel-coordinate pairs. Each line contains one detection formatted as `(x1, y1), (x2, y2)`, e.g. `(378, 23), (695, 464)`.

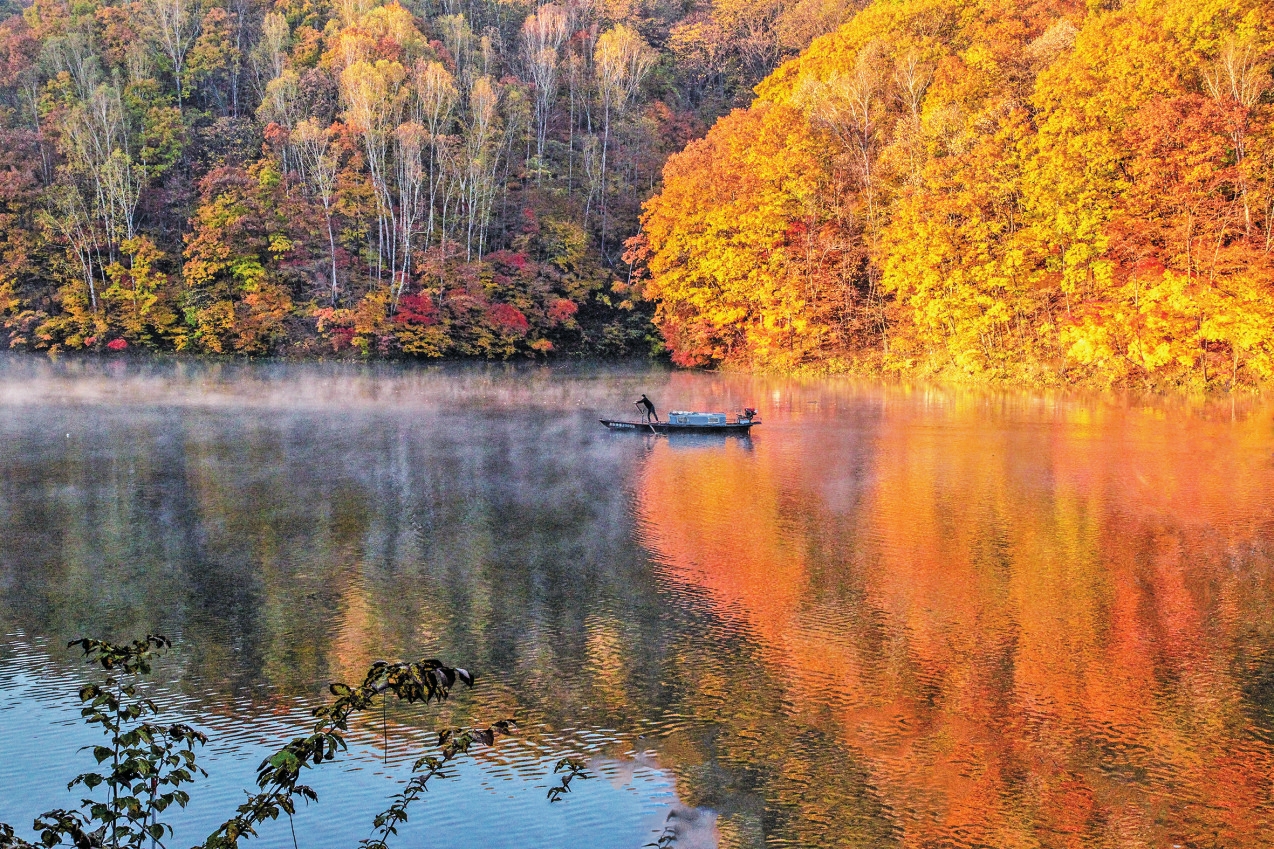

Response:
(639, 0), (1274, 387)
(0, 0), (855, 356)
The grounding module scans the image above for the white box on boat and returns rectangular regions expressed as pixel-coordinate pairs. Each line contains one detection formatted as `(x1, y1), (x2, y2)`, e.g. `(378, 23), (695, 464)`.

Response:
(668, 411), (727, 425)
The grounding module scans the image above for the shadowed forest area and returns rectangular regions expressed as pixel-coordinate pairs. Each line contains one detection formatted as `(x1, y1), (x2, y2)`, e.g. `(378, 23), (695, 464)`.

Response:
(0, 0), (856, 358)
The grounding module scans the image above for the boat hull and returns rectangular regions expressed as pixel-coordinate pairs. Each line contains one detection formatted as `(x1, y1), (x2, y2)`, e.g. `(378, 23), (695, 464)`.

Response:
(599, 419), (757, 434)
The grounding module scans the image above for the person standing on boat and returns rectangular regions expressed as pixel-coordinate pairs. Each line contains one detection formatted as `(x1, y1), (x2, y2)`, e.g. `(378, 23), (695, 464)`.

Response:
(636, 394), (659, 422)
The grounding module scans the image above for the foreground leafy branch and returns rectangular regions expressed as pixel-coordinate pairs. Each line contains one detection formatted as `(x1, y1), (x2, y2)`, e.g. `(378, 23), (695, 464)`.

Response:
(546, 758), (590, 803)
(357, 720), (517, 849)
(645, 812), (678, 848)
(13, 637), (209, 849)
(0, 639), (590, 849)
(201, 659), (482, 849)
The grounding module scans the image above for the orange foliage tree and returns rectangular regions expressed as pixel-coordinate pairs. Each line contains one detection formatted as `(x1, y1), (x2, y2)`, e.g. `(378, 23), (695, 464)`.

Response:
(641, 0), (1274, 387)
(2, 0), (835, 358)
(642, 101), (868, 369)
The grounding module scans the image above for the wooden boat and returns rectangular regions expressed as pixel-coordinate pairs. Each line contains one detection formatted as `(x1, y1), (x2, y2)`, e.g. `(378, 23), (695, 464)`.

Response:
(600, 409), (760, 435)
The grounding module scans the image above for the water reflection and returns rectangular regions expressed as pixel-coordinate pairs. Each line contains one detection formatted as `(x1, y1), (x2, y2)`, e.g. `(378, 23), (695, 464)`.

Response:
(639, 377), (1274, 847)
(1, 358), (1273, 847)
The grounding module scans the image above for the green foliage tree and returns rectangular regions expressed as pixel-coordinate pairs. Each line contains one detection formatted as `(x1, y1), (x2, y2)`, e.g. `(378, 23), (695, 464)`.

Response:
(0, 636), (588, 849)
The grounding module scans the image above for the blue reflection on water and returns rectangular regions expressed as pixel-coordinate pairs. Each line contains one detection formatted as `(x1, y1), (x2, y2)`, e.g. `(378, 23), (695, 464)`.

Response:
(0, 637), (681, 849)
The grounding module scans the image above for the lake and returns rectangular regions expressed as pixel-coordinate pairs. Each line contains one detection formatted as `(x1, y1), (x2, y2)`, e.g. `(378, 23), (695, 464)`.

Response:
(1, 357), (1273, 848)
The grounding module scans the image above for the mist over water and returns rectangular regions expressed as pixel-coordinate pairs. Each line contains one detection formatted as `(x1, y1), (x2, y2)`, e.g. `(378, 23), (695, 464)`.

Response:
(1, 356), (1273, 848)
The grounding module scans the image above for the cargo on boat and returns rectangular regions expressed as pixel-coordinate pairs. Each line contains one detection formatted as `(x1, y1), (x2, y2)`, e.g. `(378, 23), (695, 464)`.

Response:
(600, 408), (760, 434)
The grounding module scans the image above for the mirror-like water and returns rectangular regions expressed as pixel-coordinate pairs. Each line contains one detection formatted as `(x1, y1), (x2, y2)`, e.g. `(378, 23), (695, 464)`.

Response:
(2, 357), (1273, 849)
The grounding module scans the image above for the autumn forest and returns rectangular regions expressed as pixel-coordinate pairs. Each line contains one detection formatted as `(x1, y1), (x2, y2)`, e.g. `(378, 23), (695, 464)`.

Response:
(0, 0), (1268, 387)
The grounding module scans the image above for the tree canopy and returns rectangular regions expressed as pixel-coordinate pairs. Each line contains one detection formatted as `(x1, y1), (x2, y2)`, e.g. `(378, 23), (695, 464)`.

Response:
(640, 0), (1274, 388)
(0, 0), (854, 357)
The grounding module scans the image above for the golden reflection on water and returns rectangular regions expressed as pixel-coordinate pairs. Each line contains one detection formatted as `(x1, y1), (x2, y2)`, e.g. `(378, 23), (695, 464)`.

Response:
(636, 382), (1274, 848)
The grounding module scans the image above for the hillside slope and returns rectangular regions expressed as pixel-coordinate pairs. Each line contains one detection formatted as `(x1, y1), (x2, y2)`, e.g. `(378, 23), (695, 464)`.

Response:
(639, 0), (1274, 387)
(0, 0), (862, 357)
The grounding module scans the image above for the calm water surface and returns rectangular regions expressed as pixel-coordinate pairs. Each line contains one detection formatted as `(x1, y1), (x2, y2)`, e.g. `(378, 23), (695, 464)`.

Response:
(1, 357), (1273, 849)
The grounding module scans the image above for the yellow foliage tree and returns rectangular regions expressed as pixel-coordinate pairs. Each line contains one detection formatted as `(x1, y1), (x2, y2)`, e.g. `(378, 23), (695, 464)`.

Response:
(643, 102), (867, 369)
(641, 0), (1274, 387)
